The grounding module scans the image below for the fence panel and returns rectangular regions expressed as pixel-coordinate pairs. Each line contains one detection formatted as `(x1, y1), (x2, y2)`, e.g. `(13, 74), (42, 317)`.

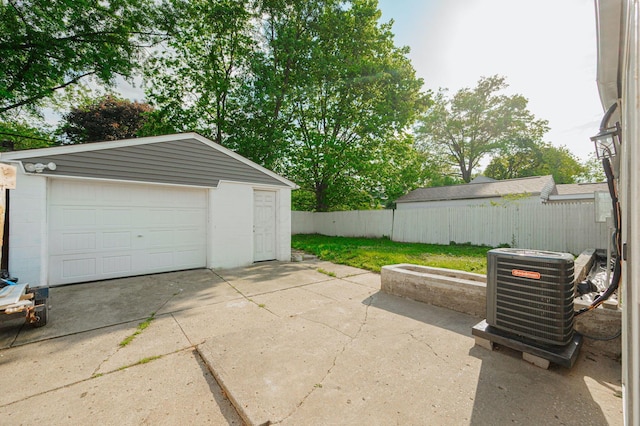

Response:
(292, 202), (610, 254)
(393, 208), (451, 244)
(297, 210), (393, 238)
(291, 211), (315, 235)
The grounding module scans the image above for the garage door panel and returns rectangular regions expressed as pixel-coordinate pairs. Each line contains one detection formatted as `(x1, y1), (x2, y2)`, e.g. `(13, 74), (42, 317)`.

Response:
(148, 229), (174, 247)
(101, 184), (134, 203)
(62, 208), (97, 227)
(62, 232), (97, 251)
(60, 257), (98, 280)
(49, 180), (207, 285)
(147, 251), (173, 269)
(178, 210), (205, 226)
(103, 255), (133, 274)
(175, 249), (206, 267)
(103, 231), (132, 249)
(174, 228), (205, 245)
(148, 209), (175, 225)
(102, 209), (134, 227)
(51, 180), (98, 203)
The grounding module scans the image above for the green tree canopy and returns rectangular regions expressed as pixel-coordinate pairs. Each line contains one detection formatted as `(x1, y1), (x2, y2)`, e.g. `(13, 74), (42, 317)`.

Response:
(415, 75), (548, 183)
(0, 120), (55, 151)
(282, 1), (428, 211)
(576, 153), (607, 183)
(59, 95), (154, 143)
(484, 138), (585, 184)
(0, 0), (167, 117)
(144, 0), (253, 146)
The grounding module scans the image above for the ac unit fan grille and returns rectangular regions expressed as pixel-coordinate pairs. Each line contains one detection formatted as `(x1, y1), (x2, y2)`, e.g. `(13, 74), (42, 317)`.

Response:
(487, 249), (575, 346)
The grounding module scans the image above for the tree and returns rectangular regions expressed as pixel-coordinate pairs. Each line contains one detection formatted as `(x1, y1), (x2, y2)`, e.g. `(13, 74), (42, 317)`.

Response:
(534, 144), (585, 184)
(576, 153), (607, 183)
(59, 95), (154, 143)
(279, 0), (428, 211)
(0, 120), (55, 151)
(415, 75), (548, 182)
(484, 139), (585, 184)
(0, 0), (166, 116)
(227, 0), (320, 171)
(144, 0), (253, 145)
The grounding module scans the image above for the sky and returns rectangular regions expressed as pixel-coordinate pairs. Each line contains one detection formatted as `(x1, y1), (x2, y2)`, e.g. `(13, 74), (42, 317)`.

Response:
(376, 0), (603, 162)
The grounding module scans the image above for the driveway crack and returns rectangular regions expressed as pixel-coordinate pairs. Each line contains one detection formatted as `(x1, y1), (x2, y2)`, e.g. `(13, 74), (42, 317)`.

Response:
(404, 331), (445, 362)
(91, 287), (181, 377)
(274, 291), (375, 424)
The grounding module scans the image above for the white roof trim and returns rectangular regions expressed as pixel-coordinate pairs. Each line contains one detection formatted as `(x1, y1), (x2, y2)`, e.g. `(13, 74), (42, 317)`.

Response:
(547, 194), (596, 201)
(595, 0), (623, 110)
(0, 132), (298, 189)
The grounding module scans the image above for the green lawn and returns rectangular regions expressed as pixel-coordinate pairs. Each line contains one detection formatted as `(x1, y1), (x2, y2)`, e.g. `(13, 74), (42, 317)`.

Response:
(292, 234), (493, 274)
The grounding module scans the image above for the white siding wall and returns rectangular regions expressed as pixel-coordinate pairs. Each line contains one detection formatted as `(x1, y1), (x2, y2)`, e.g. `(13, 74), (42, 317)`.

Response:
(293, 202), (610, 255)
(276, 188), (292, 262)
(8, 170), (48, 286)
(209, 182), (254, 269)
(209, 181), (292, 269)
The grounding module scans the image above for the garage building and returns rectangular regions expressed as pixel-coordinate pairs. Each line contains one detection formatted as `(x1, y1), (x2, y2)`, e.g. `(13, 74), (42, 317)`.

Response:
(1, 133), (297, 286)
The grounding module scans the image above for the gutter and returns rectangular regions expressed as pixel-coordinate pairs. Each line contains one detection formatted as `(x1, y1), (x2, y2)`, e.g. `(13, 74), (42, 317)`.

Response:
(546, 194), (596, 202)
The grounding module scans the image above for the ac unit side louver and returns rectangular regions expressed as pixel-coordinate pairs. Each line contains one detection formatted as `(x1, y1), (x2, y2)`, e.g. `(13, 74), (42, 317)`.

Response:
(486, 248), (575, 346)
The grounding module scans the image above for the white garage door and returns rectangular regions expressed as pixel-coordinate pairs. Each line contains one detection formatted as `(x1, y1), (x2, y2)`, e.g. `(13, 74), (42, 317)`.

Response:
(48, 180), (207, 285)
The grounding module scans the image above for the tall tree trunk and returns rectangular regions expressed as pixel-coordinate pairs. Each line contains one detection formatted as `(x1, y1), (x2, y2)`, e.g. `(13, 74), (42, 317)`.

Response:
(461, 164), (472, 183)
(315, 182), (329, 212)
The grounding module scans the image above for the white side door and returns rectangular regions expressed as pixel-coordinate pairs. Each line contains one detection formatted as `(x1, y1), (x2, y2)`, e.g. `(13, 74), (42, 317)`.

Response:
(253, 190), (276, 262)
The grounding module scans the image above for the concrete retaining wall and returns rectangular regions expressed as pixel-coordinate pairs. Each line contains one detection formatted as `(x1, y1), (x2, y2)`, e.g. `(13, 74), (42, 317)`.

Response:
(380, 262), (622, 357)
(381, 264), (487, 318)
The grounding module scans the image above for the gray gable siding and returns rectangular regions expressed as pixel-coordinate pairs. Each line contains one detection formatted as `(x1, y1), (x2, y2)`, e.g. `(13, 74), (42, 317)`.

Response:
(13, 138), (286, 187)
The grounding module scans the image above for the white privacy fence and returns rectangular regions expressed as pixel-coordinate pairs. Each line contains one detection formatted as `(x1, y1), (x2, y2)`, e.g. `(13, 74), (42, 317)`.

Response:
(292, 210), (393, 237)
(292, 202), (611, 254)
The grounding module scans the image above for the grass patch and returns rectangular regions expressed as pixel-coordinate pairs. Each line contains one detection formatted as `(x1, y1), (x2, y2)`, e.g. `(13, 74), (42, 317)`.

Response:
(118, 355), (163, 371)
(119, 313), (156, 348)
(292, 234), (491, 274)
(317, 268), (336, 277)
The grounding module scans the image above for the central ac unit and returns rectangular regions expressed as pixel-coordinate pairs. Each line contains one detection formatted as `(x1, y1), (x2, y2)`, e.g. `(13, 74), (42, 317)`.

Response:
(486, 248), (575, 346)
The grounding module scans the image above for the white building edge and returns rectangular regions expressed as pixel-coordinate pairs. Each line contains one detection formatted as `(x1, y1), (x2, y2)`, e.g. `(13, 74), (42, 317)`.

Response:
(594, 0), (640, 423)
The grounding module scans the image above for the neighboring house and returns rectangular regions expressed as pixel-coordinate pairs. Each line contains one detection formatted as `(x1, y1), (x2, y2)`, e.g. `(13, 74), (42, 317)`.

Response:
(395, 175), (556, 209)
(547, 182), (610, 203)
(395, 175), (609, 209)
(0, 133), (298, 286)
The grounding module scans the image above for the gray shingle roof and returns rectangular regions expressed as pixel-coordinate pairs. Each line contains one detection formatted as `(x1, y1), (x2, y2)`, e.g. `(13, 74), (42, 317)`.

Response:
(396, 175), (556, 203)
(552, 182), (609, 195)
(1, 133), (297, 189)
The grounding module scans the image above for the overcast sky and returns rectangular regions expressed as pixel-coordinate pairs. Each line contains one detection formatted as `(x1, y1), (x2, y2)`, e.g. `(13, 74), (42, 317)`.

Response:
(377, 0), (603, 162)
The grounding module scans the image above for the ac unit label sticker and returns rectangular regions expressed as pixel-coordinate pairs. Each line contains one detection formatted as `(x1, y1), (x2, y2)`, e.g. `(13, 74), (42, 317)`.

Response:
(512, 269), (541, 280)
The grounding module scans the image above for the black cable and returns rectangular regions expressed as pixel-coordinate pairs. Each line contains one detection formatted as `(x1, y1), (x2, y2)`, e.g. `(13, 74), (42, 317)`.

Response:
(579, 329), (622, 341)
(575, 156), (622, 316)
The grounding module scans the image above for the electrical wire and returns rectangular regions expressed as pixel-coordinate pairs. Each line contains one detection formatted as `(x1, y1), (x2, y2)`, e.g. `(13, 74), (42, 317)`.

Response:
(579, 329), (622, 341)
(575, 148), (622, 316)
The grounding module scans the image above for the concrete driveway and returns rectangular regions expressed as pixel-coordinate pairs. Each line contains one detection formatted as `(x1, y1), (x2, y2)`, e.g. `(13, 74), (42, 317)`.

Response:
(0, 260), (623, 425)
